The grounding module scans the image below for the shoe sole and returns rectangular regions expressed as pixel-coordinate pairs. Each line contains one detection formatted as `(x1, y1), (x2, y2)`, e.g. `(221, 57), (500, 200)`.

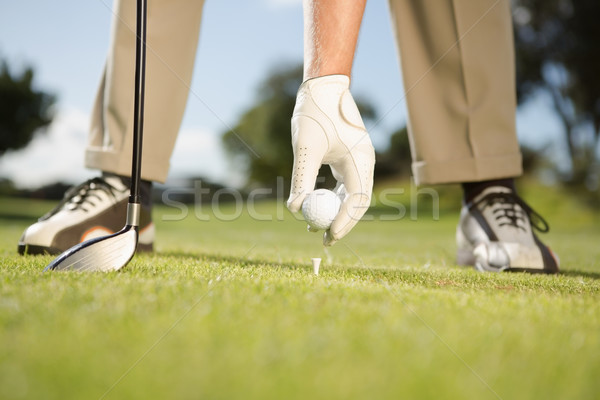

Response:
(457, 246), (559, 274)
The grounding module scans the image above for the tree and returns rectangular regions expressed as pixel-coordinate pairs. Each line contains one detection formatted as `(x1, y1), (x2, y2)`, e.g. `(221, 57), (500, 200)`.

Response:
(222, 64), (376, 189)
(374, 125), (412, 179)
(513, 0), (600, 188)
(0, 61), (55, 156)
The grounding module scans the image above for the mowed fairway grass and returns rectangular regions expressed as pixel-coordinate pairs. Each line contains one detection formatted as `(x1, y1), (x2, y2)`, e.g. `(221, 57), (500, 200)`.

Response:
(1, 181), (599, 400)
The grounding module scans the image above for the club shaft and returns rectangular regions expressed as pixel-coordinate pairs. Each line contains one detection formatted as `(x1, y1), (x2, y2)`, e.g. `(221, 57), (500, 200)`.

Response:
(130, 0), (147, 204)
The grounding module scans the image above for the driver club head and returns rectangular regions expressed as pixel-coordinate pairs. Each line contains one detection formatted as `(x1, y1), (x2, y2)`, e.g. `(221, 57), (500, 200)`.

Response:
(44, 226), (138, 272)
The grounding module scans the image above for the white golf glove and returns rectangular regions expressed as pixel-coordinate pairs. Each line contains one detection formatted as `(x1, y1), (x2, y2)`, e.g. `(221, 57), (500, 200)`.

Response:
(287, 75), (375, 246)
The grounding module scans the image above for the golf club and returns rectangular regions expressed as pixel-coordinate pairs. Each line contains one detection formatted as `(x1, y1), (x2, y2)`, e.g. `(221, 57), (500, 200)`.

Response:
(45, 0), (148, 272)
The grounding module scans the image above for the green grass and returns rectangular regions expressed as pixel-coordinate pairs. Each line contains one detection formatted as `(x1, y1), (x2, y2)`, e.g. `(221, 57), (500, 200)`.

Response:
(1, 182), (599, 400)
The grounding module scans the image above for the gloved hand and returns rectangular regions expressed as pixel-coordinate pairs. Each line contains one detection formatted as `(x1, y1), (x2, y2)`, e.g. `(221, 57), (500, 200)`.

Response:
(287, 75), (375, 246)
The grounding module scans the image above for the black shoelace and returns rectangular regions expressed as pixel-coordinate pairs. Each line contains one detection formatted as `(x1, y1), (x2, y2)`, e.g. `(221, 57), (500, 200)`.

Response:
(39, 177), (124, 221)
(469, 191), (549, 233)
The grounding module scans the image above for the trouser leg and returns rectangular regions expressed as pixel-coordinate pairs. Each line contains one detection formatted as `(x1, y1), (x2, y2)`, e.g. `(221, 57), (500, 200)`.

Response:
(388, 0), (522, 185)
(86, 0), (205, 183)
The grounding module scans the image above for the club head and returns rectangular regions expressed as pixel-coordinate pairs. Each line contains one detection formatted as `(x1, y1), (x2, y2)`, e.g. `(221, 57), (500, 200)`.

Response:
(44, 226), (138, 272)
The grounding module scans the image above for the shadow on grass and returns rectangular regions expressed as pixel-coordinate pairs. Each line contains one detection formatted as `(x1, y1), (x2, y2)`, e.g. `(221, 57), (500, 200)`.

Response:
(155, 250), (303, 272)
(0, 213), (38, 222)
(560, 269), (600, 280)
(149, 249), (600, 283)
(148, 250), (465, 285)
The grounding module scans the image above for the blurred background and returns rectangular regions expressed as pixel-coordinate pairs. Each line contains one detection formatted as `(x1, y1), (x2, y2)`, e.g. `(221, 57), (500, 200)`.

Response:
(0, 0), (599, 209)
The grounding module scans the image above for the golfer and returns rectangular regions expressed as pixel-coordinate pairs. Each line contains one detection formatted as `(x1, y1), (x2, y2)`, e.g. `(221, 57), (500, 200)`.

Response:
(19, 0), (558, 273)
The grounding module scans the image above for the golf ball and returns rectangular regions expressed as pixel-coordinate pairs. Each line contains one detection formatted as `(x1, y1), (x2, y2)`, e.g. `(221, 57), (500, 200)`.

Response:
(301, 189), (342, 230)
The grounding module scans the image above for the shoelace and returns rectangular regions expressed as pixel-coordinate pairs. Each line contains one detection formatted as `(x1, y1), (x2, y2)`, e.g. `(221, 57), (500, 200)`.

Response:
(469, 191), (549, 233)
(39, 177), (124, 221)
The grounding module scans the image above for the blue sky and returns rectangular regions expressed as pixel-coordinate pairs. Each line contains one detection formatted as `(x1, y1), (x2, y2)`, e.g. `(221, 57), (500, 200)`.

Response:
(0, 0), (564, 188)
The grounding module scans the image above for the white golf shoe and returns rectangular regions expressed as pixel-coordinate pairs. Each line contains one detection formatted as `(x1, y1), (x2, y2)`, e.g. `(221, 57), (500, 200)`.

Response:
(18, 175), (154, 255)
(456, 186), (559, 274)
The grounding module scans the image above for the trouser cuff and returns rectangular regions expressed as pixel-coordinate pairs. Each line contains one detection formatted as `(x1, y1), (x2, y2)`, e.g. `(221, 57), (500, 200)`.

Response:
(412, 153), (522, 185)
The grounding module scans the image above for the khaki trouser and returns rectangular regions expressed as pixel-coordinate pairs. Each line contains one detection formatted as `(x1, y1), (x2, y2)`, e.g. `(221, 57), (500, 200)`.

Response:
(86, 0), (205, 183)
(86, 0), (522, 185)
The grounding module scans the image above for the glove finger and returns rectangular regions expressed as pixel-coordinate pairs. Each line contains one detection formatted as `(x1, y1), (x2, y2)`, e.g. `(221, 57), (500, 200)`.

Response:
(323, 230), (338, 247)
(287, 115), (329, 212)
(327, 145), (374, 243)
(327, 191), (370, 244)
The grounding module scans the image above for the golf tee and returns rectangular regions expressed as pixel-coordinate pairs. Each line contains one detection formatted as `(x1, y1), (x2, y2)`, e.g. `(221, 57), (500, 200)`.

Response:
(312, 258), (321, 275)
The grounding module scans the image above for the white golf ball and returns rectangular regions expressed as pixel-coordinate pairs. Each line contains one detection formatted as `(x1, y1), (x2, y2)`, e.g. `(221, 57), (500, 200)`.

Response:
(301, 189), (342, 230)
